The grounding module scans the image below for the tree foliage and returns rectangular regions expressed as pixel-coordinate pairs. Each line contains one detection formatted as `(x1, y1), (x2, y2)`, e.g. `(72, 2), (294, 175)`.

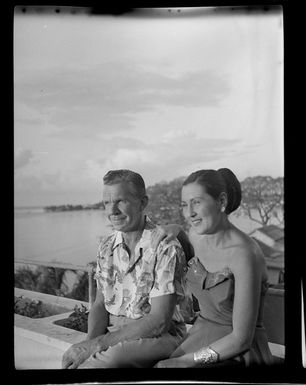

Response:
(145, 177), (188, 229)
(145, 175), (284, 228)
(15, 266), (88, 301)
(239, 176), (284, 226)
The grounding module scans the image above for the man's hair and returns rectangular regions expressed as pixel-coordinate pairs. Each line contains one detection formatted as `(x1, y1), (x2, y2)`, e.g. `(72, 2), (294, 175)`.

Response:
(103, 169), (146, 198)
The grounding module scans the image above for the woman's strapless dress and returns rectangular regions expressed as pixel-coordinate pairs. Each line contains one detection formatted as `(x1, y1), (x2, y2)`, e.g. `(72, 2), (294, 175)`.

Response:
(171, 257), (274, 366)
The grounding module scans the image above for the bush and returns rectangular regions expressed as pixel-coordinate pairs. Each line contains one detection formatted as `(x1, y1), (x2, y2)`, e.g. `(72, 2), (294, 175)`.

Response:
(67, 272), (88, 301)
(54, 304), (88, 332)
(14, 266), (89, 301)
(14, 295), (50, 318)
(15, 266), (67, 296)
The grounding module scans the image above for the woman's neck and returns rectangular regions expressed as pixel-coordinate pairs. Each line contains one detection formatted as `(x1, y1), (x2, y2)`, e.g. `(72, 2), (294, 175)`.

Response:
(195, 215), (233, 248)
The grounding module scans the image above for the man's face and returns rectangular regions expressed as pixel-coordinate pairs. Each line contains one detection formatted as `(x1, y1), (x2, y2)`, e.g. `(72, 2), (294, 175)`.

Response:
(102, 182), (145, 233)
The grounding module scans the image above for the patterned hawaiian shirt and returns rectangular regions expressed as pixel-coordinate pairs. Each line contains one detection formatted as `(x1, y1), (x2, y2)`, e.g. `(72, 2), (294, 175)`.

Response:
(94, 217), (194, 323)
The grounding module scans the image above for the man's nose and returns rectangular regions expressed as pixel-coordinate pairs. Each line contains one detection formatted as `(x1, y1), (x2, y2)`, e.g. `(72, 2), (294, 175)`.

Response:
(109, 202), (120, 214)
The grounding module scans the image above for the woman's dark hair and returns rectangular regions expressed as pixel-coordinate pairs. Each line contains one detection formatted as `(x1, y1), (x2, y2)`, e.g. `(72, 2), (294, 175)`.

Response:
(182, 168), (242, 214)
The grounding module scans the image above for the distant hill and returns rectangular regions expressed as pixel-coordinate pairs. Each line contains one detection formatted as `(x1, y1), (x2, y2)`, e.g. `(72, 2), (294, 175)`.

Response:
(146, 176), (186, 227)
(44, 202), (104, 212)
(44, 175), (284, 228)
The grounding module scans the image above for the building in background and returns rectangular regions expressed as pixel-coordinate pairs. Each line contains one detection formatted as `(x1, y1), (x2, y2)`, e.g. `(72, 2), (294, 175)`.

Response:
(250, 225), (284, 286)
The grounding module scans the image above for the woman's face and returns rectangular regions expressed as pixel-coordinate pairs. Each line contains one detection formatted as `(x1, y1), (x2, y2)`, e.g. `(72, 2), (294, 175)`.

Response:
(181, 182), (222, 235)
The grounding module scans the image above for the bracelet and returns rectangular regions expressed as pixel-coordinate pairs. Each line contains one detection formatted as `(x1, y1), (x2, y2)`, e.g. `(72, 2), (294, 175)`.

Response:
(193, 346), (219, 366)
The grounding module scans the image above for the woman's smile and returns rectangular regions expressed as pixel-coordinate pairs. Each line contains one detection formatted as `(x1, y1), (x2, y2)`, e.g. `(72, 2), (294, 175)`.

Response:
(190, 218), (202, 226)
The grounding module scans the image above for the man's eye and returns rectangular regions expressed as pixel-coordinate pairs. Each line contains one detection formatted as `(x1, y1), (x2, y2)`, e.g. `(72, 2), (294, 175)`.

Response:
(193, 200), (201, 205)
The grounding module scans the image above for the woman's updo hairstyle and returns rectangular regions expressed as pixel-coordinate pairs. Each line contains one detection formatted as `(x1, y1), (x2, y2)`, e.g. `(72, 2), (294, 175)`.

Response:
(182, 168), (242, 215)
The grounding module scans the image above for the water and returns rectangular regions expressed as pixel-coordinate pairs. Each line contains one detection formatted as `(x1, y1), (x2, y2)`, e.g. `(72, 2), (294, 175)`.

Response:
(14, 208), (111, 267)
(14, 207), (264, 268)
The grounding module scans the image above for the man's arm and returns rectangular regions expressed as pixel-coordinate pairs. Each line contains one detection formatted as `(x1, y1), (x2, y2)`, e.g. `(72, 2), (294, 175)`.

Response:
(62, 241), (181, 369)
(62, 293), (176, 369)
(86, 289), (109, 340)
(62, 288), (109, 369)
(90, 293), (177, 353)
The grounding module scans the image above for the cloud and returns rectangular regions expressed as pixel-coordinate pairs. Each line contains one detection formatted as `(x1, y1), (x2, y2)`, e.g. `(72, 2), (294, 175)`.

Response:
(85, 134), (244, 186)
(14, 171), (62, 191)
(14, 133), (262, 206)
(14, 62), (230, 139)
(14, 174), (43, 191)
(14, 148), (34, 170)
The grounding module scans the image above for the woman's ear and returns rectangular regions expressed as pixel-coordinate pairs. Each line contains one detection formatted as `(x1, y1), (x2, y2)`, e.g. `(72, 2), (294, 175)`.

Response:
(219, 192), (228, 213)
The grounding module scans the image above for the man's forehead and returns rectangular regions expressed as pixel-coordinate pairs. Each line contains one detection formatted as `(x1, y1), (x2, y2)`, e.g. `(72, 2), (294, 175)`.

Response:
(102, 182), (135, 198)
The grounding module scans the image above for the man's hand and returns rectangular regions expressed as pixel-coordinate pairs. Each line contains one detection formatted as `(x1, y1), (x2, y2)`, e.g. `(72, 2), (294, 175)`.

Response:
(151, 225), (181, 252)
(62, 339), (94, 369)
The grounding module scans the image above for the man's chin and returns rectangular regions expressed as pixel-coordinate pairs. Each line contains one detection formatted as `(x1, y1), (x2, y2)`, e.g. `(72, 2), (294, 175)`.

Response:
(111, 222), (127, 231)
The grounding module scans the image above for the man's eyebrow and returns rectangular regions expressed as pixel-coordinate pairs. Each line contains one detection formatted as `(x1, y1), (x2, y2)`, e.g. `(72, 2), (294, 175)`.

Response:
(102, 197), (125, 202)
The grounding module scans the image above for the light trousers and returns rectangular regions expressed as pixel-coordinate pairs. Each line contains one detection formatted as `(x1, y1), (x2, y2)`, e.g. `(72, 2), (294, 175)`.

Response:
(78, 315), (185, 368)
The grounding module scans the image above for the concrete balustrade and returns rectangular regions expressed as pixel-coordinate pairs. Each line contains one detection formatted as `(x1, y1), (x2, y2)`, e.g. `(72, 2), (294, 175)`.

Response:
(14, 260), (285, 369)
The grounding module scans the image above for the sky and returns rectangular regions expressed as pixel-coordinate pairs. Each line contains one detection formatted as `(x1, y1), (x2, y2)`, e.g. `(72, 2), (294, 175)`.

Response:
(14, 6), (284, 207)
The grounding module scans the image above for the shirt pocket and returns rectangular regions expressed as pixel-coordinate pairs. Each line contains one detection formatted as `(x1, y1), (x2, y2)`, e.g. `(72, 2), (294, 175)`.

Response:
(136, 271), (155, 295)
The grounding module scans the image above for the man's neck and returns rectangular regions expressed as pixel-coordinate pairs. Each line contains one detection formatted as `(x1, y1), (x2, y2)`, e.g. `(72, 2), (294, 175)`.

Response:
(122, 215), (146, 252)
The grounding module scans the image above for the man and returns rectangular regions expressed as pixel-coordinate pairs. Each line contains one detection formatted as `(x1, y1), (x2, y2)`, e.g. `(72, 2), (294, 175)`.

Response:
(62, 169), (192, 368)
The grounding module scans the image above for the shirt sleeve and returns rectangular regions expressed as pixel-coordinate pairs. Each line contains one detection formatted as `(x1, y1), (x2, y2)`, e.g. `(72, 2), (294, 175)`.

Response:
(93, 234), (114, 292)
(150, 241), (186, 300)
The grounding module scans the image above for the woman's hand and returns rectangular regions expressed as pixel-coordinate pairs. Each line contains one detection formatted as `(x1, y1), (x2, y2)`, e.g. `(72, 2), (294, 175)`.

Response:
(62, 339), (94, 369)
(151, 224), (182, 252)
(155, 353), (195, 368)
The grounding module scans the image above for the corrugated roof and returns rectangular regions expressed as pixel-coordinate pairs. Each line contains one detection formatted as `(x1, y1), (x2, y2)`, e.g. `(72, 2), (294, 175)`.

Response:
(252, 238), (284, 269)
(251, 225), (284, 241)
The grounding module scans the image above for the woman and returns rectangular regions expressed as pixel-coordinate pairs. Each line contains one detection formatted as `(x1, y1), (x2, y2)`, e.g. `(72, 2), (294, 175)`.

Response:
(153, 168), (274, 367)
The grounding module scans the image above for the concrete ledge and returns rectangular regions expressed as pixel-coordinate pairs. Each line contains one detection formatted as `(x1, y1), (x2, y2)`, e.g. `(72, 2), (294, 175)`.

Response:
(268, 342), (285, 360)
(15, 287), (89, 311)
(14, 289), (87, 369)
(14, 289), (285, 368)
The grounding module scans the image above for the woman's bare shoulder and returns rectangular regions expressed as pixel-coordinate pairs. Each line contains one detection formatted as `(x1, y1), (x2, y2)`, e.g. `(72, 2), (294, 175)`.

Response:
(226, 226), (266, 271)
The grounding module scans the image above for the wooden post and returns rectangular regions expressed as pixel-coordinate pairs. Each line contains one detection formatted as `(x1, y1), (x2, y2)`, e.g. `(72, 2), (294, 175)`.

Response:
(87, 262), (96, 309)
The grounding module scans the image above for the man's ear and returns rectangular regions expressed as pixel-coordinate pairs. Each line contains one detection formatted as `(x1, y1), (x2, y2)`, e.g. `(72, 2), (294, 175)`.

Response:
(140, 195), (149, 211)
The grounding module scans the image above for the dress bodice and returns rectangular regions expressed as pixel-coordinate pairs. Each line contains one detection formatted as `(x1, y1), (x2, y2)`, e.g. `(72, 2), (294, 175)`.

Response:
(186, 257), (269, 327)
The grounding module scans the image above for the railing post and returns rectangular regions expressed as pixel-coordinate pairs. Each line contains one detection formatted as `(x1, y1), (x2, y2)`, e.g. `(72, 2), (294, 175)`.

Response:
(87, 262), (96, 309)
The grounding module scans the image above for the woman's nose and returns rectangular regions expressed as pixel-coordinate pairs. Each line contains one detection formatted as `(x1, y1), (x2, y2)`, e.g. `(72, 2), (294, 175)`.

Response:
(184, 204), (196, 218)
(188, 205), (196, 217)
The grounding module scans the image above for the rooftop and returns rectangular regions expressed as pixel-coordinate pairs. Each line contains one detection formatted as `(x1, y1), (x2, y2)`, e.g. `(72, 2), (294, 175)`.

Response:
(252, 238), (284, 269)
(251, 225), (284, 242)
